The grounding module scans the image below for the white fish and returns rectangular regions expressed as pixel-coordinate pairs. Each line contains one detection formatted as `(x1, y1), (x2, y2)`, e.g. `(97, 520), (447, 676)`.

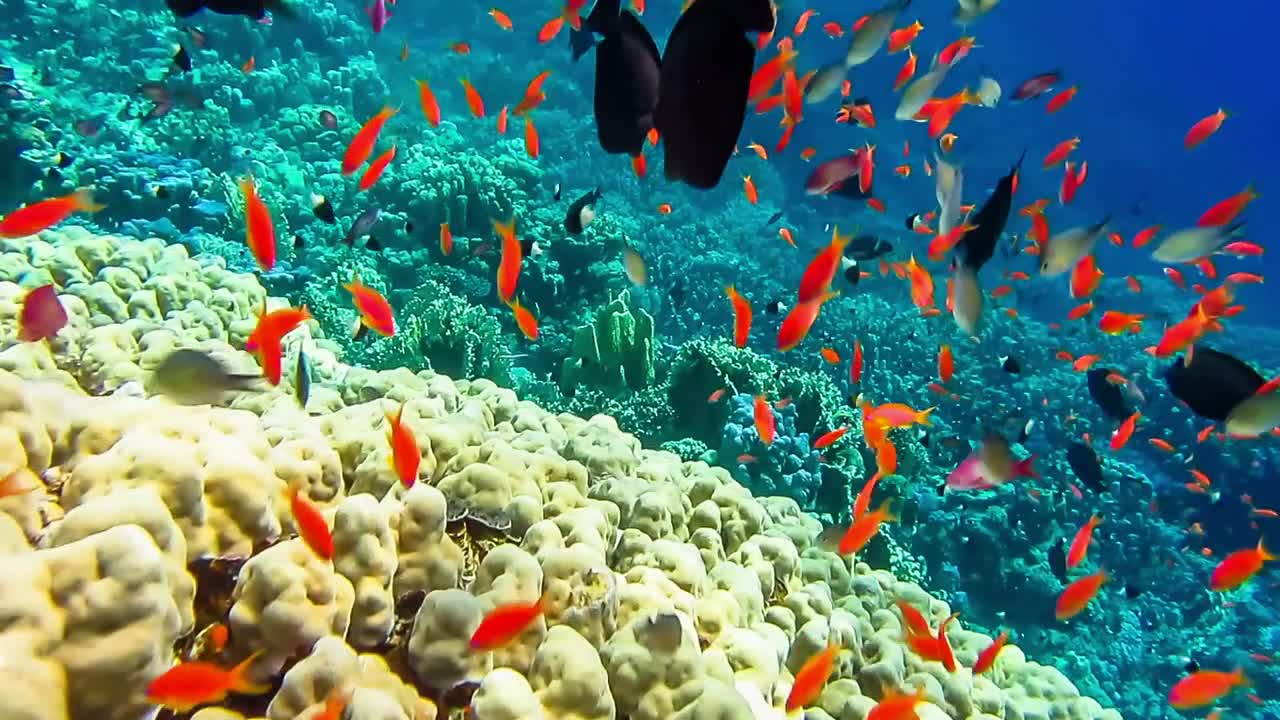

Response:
(1151, 222), (1243, 264)
(952, 263), (983, 336)
(955, 0), (1000, 24)
(976, 76), (1001, 107)
(934, 154), (964, 237)
(846, 0), (911, 66)
(896, 60), (950, 121)
(1040, 219), (1110, 276)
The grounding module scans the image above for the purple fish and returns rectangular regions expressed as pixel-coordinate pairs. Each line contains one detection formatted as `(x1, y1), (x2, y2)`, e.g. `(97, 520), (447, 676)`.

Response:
(366, 0), (389, 32)
(319, 109), (337, 129)
(1012, 69), (1061, 102)
(944, 434), (1038, 493)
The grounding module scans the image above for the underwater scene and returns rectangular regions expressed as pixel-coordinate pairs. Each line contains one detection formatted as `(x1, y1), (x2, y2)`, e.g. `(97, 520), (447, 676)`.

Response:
(0, 0), (1277, 718)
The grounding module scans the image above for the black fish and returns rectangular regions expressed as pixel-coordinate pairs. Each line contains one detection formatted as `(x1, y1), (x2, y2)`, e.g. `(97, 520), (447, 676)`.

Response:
(553, 182), (562, 201)
(295, 349), (311, 408)
(172, 45), (193, 73)
(366, 236), (382, 252)
(569, 24), (597, 62)
(957, 150), (1023, 272)
(828, 175), (873, 200)
(590, 0), (661, 156)
(293, 233), (304, 249)
(763, 210), (783, 227)
(841, 258), (861, 287)
(1012, 69), (1062, 101)
(1164, 347), (1264, 421)
(1086, 367), (1132, 421)
(905, 212), (926, 232)
(765, 300), (786, 315)
(654, 0), (774, 188)
(311, 194), (336, 224)
(669, 278), (686, 306)
(165, 0), (294, 21)
(405, 220), (414, 233)
(1124, 585), (1143, 600)
(344, 208), (380, 245)
(999, 355), (1021, 374)
(1066, 442), (1107, 492)
(564, 187), (602, 234)
(0, 65), (14, 82)
(53, 152), (73, 168)
(845, 234), (892, 261)
(1048, 538), (1067, 582)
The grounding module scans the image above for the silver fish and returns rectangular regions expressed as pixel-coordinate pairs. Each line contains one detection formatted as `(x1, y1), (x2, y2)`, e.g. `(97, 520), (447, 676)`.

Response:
(804, 61), (849, 104)
(343, 208), (381, 245)
(295, 349), (311, 408)
(952, 263), (983, 335)
(934, 154), (963, 237)
(1151, 222), (1243, 264)
(846, 0), (911, 66)
(896, 60), (950, 121)
(1039, 218), (1110, 276)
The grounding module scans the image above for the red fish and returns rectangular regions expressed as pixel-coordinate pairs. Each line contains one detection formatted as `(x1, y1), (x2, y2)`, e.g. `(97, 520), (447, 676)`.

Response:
(239, 177), (276, 271)
(838, 499), (895, 554)
(1067, 514), (1102, 568)
(414, 80), (441, 127)
(439, 222), (453, 255)
(851, 338), (863, 384)
(785, 643), (839, 712)
(18, 284), (67, 342)
(461, 78), (485, 117)
(523, 115), (539, 158)
(893, 50), (917, 91)
(358, 144), (396, 192)
(0, 188), (104, 238)
(753, 395), (775, 445)
(145, 653), (269, 712)
(1169, 668), (1249, 709)
(1184, 108), (1228, 150)
(725, 285), (752, 347)
(1098, 310), (1144, 335)
(513, 69), (551, 115)
(342, 106), (397, 175)
(290, 481), (334, 560)
(385, 402), (420, 488)
(937, 344), (953, 383)
(887, 20), (923, 53)
(470, 594), (548, 650)
(1059, 160), (1086, 205)
(938, 36), (977, 66)
(972, 631), (1009, 675)
(1055, 570), (1107, 620)
(509, 298), (539, 340)
(793, 9), (817, 35)
(1042, 137), (1080, 169)
(867, 687), (927, 720)
(1210, 540), (1274, 591)
(344, 274), (396, 336)
(743, 175), (758, 204)
(245, 304), (310, 353)
(1132, 225), (1162, 248)
(497, 105), (509, 134)
(1046, 85), (1078, 113)
(494, 217), (522, 303)
(814, 426), (849, 449)
(1198, 183), (1258, 227)
(777, 290), (838, 352)
(488, 7), (513, 30)
(798, 227), (852, 303)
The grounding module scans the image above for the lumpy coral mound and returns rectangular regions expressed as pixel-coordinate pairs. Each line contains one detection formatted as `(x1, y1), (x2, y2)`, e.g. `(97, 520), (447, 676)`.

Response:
(0, 228), (1121, 720)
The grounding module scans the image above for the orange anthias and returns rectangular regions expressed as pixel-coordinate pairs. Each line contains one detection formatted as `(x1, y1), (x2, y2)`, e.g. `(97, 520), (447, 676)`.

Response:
(777, 290), (838, 352)
(513, 69), (551, 115)
(743, 175), (758, 204)
(753, 394), (775, 445)
(470, 593), (548, 650)
(1066, 514), (1102, 569)
(748, 37), (796, 101)
(785, 642), (839, 712)
(798, 227), (853, 303)
(1169, 667), (1249, 709)
(895, 599), (930, 638)
(290, 481), (334, 560)
(386, 402), (420, 489)
(851, 338), (863, 384)
(239, 177), (276, 271)
(1055, 570), (1107, 620)
(906, 255), (935, 310)
(0, 188), (104, 238)
(814, 426), (849, 449)
(725, 285), (752, 347)
(344, 275), (396, 336)
(1197, 183), (1258, 227)
(1209, 540), (1274, 591)
(342, 105), (397, 175)
(1042, 137), (1080, 169)
(358, 144), (397, 192)
(439, 222), (453, 255)
(523, 115), (540, 158)
(838, 499), (896, 555)
(494, 217), (522, 303)
(245, 303), (311, 353)
(145, 653), (269, 712)
(972, 630), (1010, 675)
(509, 298), (539, 340)
(1184, 108), (1228, 150)
(1110, 411), (1140, 451)
(1098, 310), (1144, 335)
(415, 79), (441, 127)
(1069, 254), (1103, 299)
(867, 686), (928, 720)
(893, 50), (917, 91)
(887, 20), (923, 53)
(461, 78), (486, 117)
(937, 344), (953, 383)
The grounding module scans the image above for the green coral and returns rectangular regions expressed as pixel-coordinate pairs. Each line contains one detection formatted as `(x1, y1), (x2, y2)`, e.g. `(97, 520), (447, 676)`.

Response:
(665, 338), (779, 445)
(660, 437), (712, 463)
(560, 289), (655, 394)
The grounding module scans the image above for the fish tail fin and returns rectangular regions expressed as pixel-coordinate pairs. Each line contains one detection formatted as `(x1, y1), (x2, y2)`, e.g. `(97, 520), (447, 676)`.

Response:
(1258, 539), (1275, 563)
(1232, 666), (1250, 687)
(1014, 454), (1039, 479)
(228, 651), (271, 696)
(915, 407), (936, 426)
(71, 188), (105, 213)
(875, 498), (896, 522)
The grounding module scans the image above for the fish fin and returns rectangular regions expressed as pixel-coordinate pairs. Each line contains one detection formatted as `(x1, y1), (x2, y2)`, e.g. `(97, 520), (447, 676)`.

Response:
(1258, 540), (1275, 563)
(228, 651), (271, 695)
(71, 187), (106, 213)
(1014, 454), (1039, 479)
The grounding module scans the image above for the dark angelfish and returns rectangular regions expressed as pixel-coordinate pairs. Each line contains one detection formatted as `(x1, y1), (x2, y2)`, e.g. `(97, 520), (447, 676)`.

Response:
(569, 24), (597, 62)
(564, 187), (602, 234)
(1066, 442), (1107, 492)
(311, 193), (336, 224)
(1164, 347), (1265, 421)
(654, 0), (775, 189)
(1086, 367), (1132, 421)
(1048, 538), (1067, 582)
(999, 355), (1021, 374)
(845, 234), (892, 261)
(172, 45), (193, 73)
(589, 0), (661, 156)
(956, 150), (1023, 272)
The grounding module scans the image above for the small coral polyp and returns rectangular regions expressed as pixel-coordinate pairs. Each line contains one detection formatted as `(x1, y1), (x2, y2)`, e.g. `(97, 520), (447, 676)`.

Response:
(0, 228), (1120, 719)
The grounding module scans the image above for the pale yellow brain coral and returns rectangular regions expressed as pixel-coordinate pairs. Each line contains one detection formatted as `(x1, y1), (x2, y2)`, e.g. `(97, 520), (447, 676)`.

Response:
(0, 228), (1122, 720)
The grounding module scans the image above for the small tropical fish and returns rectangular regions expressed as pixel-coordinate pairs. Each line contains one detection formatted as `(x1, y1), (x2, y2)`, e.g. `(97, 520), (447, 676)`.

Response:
(461, 78), (485, 117)
(1055, 570), (1107, 620)
(814, 426), (849, 449)
(707, 389), (727, 403)
(887, 20), (923, 53)
(838, 499), (895, 554)
(344, 274), (396, 336)
(470, 593), (548, 650)
(385, 402), (420, 488)
(822, 20), (844, 37)
(509, 299), (539, 340)
(753, 395), (775, 445)
(494, 217), (522, 303)
(1110, 411), (1140, 450)
(1098, 311), (1144, 335)
(779, 227), (796, 247)
(289, 480), (334, 559)
(450, 41), (471, 54)
(785, 642), (839, 712)
(488, 7), (513, 30)
(415, 79), (441, 127)
(938, 36), (977, 66)
(1210, 540), (1274, 591)
(793, 8), (818, 35)
(238, 177), (276, 271)
(657, 203), (673, 214)
(893, 49), (917, 91)
(342, 106), (397, 175)
(1198, 183), (1258, 228)
(725, 286), (752, 347)
(358, 145), (396, 192)
(0, 188), (103, 238)
(742, 175), (758, 205)
(523, 115), (539, 158)
(145, 653), (269, 712)
(851, 339), (864, 384)
(1169, 668), (1249, 709)
(937, 344), (953, 383)
(1043, 137), (1080, 168)
(820, 346), (840, 364)
(972, 631), (1010, 675)
(1184, 108), (1228, 150)
(1046, 85), (1078, 113)
(438, 222), (453, 256)
(866, 686), (927, 720)
(895, 599), (930, 638)
(241, 55), (255, 73)
(18, 284), (67, 342)
(777, 291), (838, 352)
(1067, 515), (1102, 569)
(366, 0), (389, 31)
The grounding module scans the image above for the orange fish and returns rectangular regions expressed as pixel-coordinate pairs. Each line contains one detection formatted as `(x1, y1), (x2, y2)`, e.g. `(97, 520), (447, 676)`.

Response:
(793, 8), (817, 35)
(822, 20), (844, 37)
(206, 623), (230, 653)
(494, 217), (522, 303)
(972, 631), (1010, 675)
(414, 80), (441, 127)
(1046, 85), (1078, 113)
(488, 7), (513, 30)
(1198, 183), (1258, 228)
(358, 144), (396, 192)
(537, 15), (565, 43)
(754, 395), (776, 445)
(1126, 275), (1143, 293)
(290, 481), (334, 560)
(1042, 137), (1080, 169)
(1067, 301), (1095, 321)
(385, 402), (420, 488)
(439, 222), (453, 255)
(1210, 540), (1273, 591)
(820, 346), (840, 364)
(514, 69), (552, 115)
(851, 338), (863, 384)
(470, 594), (548, 650)
(798, 227), (852, 302)
(145, 653), (269, 712)
(785, 643), (839, 712)
(0, 188), (103, 238)
(342, 105), (397, 175)
(745, 141), (768, 160)
(1131, 224), (1162, 248)
(990, 284), (1013, 298)
(1149, 438), (1175, 452)
(1098, 310), (1144, 335)
(657, 203), (672, 214)
(800, 146), (817, 160)
(887, 20), (923, 53)
(779, 227), (796, 247)
(743, 175), (758, 204)
(1185, 108), (1228, 150)
(866, 197), (886, 213)
(239, 177), (276, 271)
(1055, 570), (1107, 620)
(895, 598), (930, 638)
(449, 41), (471, 54)
(748, 37), (797, 101)
(344, 274), (396, 336)
(838, 499), (896, 555)
(937, 344), (953, 383)
(938, 36), (977, 66)
(777, 290), (838, 352)
(1067, 514), (1102, 568)
(874, 436), (898, 477)
(1072, 354), (1102, 372)
(894, 163), (911, 177)
(631, 153), (647, 178)
(867, 686), (927, 720)
(906, 255), (934, 310)
(245, 303), (310, 353)
(509, 298), (539, 340)
(241, 55), (255, 73)
(725, 285), (752, 347)
(523, 115), (539, 158)
(1069, 254), (1103, 298)
(814, 426), (849, 449)
(926, 222), (975, 261)
(497, 105), (509, 134)
(1169, 668), (1249, 709)
(893, 49), (918, 91)
(460, 78), (485, 117)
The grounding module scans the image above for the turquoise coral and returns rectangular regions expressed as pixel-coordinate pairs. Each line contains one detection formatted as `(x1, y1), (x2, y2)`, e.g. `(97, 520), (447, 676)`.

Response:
(560, 289), (655, 394)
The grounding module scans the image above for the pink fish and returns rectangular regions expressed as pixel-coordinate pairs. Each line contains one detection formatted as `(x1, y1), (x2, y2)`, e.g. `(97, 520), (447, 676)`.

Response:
(945, 434), (1038, 492)
(804, 148), (869, 196)
(19, 284), (68, 342)
(366, 0), (390, 32)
